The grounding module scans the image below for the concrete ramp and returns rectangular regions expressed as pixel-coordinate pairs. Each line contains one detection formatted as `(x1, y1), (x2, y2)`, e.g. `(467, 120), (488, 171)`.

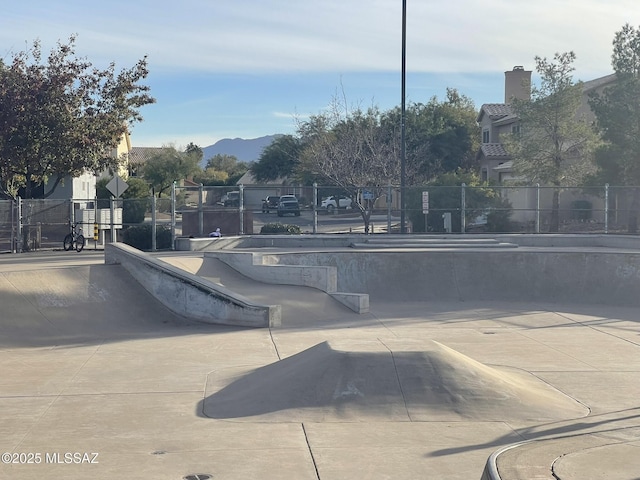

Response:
(0, 264), (190, 348)
(161, 255), (360, 326)
(202, 340), (588, 422)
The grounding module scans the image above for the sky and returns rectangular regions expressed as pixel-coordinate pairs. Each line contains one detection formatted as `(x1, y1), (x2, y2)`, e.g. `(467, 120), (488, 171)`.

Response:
(2, 1), (638, 149)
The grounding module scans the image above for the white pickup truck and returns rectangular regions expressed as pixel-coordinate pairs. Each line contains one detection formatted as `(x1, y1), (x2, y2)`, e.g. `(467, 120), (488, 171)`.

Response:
(321, 195), (352, 213)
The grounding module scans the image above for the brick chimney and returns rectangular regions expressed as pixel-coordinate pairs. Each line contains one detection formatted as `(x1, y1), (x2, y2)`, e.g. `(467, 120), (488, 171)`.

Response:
(504, 66), (531, 103)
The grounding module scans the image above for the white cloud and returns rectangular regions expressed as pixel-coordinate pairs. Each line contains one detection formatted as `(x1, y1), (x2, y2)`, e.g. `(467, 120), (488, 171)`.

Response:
(3, 0), (635, 78)
(4, 0), (638, 146)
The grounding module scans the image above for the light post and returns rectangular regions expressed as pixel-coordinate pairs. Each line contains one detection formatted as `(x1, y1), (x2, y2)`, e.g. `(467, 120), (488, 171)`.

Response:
(400, 0), (407, 233)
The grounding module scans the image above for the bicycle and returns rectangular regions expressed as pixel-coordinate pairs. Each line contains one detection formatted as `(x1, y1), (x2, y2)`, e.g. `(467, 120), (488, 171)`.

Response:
(63, 221), (85, 252)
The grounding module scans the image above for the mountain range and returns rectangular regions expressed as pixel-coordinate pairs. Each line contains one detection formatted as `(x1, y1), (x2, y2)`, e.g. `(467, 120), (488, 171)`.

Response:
(201, 135), (279, 166)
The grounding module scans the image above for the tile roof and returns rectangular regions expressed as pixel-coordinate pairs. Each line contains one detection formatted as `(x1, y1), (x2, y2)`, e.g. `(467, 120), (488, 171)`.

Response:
(480, 103), (514, 118)
(582, 73), (617, 92)
(480, 143), (510, 158)
(128, 147), (165, 164)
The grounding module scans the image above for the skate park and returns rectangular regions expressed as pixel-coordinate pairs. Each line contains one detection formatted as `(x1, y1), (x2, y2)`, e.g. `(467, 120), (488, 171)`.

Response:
(0, 234), (639, 479)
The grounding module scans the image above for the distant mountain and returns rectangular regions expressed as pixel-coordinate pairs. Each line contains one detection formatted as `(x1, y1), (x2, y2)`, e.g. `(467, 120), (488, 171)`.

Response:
(201, 135), (280, 166)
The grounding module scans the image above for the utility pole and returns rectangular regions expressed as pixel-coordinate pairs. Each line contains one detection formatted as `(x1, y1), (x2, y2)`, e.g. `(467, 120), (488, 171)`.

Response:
(400, 0), (407, 233)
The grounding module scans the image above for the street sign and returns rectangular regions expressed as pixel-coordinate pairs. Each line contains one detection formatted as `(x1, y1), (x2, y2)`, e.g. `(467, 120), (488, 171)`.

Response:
(106, 175), (129, 198)
(422, 191), (429, 214)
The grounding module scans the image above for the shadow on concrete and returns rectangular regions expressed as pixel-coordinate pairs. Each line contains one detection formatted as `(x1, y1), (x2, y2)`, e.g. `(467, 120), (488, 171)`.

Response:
(0, 264), (247, 349)
(429, 407), (640, 458)
(199, 340), (588, 423)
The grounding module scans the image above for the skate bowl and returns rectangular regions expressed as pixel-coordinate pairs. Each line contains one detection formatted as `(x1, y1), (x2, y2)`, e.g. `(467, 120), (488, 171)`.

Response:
(207, 247), (640, 307)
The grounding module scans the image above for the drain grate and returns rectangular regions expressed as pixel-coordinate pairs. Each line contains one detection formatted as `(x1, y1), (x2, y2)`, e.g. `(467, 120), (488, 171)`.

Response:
(183, 475), (212, 480)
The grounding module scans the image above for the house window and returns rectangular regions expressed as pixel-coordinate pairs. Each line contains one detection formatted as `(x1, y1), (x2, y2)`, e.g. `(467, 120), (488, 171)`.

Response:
(511, 124), (521, 134)
(481, 168), (488, 182)
(482, 129), (490, 143)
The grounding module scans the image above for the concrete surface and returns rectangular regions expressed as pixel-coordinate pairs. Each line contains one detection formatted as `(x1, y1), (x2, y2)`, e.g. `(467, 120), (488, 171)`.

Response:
(0, 243), (639, 480)
(104, 243), (280, 327)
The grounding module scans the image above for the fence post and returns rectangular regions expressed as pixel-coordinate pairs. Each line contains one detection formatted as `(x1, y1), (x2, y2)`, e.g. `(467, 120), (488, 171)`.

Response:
(604, 183), (609, 234)
(171, 182), (176, 249)
(535, 184), (541, 233)
(313, 183), (318, 234)
(461, 183), (466, 233)
(198, 184), (204, 237)
(387, 185), (392, 234)
(15, 197), (22, 253)
(110, 196), (116, 242)
(151, 195), (157, 252)
(239, 184), (244, 235)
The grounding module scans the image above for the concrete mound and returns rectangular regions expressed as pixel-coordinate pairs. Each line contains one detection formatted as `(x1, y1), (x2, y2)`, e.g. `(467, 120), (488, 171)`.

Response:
(203, 340), (588, 422)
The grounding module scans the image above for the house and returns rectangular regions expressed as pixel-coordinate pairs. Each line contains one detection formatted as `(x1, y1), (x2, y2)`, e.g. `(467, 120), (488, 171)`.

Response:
(127, 146), (165, 178)
(475, 66), (616, 228)
(476, 66), (531, 183)
(477, 66), (616, 183)
(45, 130), (133, 205)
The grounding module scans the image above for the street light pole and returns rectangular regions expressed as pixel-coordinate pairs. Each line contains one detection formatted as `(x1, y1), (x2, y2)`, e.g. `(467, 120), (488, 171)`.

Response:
(400, 0), (407, 233)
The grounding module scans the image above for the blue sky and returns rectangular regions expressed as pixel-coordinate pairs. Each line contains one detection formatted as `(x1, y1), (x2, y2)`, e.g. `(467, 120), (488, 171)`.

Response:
(2, 1), (636, 148)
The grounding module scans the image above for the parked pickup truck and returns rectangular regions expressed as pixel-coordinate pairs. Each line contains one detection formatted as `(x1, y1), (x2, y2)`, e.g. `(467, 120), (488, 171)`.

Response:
(321, 195), (352, 214)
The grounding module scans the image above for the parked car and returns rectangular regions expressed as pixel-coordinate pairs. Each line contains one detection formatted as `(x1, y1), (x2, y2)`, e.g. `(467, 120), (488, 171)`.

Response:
(277, 195), (300, 217)
(466, 211), (489, 232)
(321, 195), (353, 214)
(261, 195), (280, 213)
(219, 191), (240, 207)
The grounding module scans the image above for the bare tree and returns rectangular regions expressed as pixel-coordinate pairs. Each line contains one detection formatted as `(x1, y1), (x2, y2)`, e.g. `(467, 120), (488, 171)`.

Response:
(298, 97), (404, 233)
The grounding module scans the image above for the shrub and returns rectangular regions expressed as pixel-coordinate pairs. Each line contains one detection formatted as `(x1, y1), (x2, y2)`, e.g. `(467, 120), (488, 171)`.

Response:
(122, 224), (172, 250)
(260, 223), (302, 235)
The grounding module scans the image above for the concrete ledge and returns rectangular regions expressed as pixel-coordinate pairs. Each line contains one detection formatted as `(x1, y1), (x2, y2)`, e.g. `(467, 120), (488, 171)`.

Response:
(208, 251), (369, 314)
(175, 233), (640, 251)
(329, 292), (369, 313)
(105, 243), (280, 327)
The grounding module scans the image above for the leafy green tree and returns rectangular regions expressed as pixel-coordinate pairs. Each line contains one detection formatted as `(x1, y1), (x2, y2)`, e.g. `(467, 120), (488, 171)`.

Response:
(185, 142), (203, 162)
(0, 36), (154, 198)
(589, 24), (640, 232)
(142, 146), (201, 197)
(407, 171), (512, 233)
(203, 154), (249, 185)
(504, 52), (599, 232)
(96, 176), (150, 224)
(192, 168), (229, 186)
(381, 89), (480, 181)
(251, 135), (303, 182)
(121, 177), (151, 224)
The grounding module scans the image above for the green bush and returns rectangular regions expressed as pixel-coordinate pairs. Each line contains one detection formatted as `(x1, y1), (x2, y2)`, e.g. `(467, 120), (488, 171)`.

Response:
(122, 225), (172, 250)
(260, 223), (302, 235)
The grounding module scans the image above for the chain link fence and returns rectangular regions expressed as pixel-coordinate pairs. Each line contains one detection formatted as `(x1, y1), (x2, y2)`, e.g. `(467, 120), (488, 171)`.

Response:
(1, 183), (637, 253)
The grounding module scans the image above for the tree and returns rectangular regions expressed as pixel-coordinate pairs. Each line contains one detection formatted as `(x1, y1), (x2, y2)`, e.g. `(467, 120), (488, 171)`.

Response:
(250, 135), (303, 182)
(381, 89), (480, 181)
(202, 154), (248, 185)
(142, 145), (201, 197)
(589, 24), (640, 232)
(407, 171), (512, 233)
(0, 36), (154, 198)
(504, 52), (599, 232)
(298, 99), (399, 233)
